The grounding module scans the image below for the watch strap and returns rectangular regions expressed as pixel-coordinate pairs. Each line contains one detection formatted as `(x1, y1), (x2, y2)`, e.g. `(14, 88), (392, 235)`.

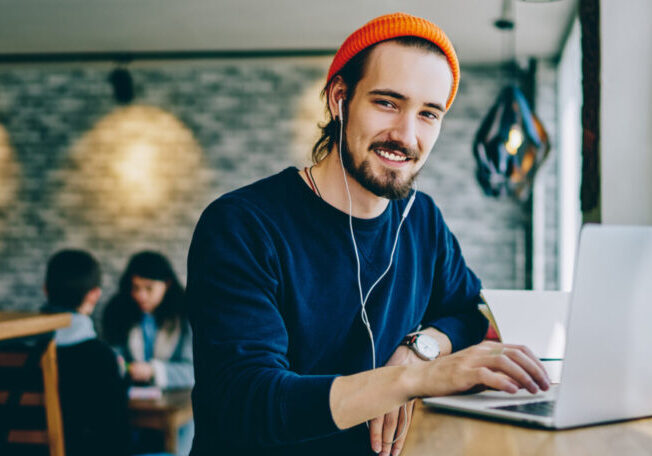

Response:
(402, 334), (419, 347)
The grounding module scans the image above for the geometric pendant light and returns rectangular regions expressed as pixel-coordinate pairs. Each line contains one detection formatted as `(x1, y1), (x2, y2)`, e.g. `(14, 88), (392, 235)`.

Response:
(473, 84), (550, 201)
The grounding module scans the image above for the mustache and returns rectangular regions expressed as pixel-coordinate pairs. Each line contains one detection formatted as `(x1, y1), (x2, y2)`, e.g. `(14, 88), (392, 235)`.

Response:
(368, 140), (419, 160)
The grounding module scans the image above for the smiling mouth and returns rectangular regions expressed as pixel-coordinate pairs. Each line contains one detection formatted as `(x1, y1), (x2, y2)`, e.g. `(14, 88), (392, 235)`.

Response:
(374, 147), (411, 163)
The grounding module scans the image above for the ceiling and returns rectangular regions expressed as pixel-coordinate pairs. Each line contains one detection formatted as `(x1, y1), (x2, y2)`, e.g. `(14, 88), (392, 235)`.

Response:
(0, 0), (578, 64)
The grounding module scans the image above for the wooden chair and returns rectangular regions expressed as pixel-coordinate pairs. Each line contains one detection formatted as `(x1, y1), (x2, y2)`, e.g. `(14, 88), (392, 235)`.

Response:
(0, 335), (65, 456)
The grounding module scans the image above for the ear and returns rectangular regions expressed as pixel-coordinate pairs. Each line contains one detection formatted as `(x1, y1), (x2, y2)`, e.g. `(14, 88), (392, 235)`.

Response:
(327, 76), (348, 121)
(78, 287), (102, 315)
(85, 287), (102, 307)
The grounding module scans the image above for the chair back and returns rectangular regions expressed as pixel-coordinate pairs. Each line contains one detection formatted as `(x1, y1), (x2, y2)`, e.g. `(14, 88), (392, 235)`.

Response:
(0, 335), (65, 456)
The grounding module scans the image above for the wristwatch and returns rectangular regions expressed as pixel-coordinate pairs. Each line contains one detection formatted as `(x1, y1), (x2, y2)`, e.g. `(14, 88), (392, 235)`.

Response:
(402, 333), (440, 361)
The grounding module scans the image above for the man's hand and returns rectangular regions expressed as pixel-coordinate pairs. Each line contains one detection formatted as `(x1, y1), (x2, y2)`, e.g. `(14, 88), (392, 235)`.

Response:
(414, 340), (551, 398)
(369, 345), (420, 456)
(369, 327), (451, 455)
(331, 340), (550, 433)
(128, 361), (154, 383)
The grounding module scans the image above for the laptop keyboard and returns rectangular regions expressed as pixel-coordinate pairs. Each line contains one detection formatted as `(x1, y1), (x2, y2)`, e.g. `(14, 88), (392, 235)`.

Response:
(492, 400), (556, 417)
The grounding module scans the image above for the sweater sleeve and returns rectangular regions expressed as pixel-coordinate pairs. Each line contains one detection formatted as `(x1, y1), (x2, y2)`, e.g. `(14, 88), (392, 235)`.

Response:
(187, 198), (339, 449)
(421, 206), (488, 352)
(152, 321), (195, 389)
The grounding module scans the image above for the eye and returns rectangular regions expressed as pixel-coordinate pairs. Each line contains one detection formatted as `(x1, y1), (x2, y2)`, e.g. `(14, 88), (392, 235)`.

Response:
(374, 99), (396, 109)
(421, 111), (440, 121)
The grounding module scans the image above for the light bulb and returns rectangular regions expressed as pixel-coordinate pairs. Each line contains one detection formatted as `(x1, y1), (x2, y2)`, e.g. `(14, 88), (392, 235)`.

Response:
(505, 126), (524, 155)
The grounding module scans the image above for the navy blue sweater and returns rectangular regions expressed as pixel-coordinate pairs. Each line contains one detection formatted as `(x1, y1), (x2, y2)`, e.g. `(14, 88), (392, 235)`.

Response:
(187, 167), (487, 455)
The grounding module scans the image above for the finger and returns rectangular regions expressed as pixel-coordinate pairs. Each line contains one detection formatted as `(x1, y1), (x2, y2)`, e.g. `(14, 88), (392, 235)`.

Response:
(493, 371), (523, 393)
(490, 354), (539, 393)
(503, 344), (551, 385)
(392, 404), (408, 455)
(407, 399), (416, 420)
(391, 402), (413, 456)
(476, 367), (519, 394)
(381, 409), (399, 456)
(368, 416), (383, 454)
(502, 347), (550, 390)
(486, 355), (540, 393)
(467, 375), (520, 393)
(479, 342), (549, 388)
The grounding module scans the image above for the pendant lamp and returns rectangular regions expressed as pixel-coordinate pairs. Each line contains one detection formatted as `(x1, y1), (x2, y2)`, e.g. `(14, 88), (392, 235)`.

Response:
(473, 84), (550, 201)
(473, 0), (551, 201)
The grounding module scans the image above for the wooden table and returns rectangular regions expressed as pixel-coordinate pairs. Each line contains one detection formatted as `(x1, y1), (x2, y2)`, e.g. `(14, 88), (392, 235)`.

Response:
(402, 400), (652, 456)
(129, 388), (193, 454)
(0, 311), (71, 456)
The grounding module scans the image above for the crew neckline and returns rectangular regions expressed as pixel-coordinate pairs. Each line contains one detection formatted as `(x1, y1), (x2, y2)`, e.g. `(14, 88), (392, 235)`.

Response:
(286, 166), (395, 231)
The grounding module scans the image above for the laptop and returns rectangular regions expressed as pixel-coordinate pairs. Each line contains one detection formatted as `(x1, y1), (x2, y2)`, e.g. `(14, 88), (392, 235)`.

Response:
(424, 224), (652, 429)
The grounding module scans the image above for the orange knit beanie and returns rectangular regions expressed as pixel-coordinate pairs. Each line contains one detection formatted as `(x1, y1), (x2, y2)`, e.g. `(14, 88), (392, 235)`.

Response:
(327, 12), (460, 111)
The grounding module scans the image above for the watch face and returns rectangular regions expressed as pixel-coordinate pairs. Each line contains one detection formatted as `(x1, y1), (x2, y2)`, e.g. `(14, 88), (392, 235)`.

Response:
(415, 335), (440, 360)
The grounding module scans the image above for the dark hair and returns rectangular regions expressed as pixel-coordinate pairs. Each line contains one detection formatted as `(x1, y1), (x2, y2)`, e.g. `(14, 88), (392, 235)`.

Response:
(312, 36), (447, 163)
(102, 251), (185, 345)
(45, 249), (101, 310)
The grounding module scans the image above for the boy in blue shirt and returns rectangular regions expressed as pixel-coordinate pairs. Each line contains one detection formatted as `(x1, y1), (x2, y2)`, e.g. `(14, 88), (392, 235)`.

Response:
(43, 249), (130, 456)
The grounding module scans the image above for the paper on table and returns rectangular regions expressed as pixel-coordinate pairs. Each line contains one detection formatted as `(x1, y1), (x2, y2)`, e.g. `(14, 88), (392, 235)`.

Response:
(128, 386), (163, 400)
(481, 289), (570, 359)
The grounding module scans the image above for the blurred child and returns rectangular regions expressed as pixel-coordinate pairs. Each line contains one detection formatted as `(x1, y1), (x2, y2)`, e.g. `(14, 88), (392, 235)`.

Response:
(42, 249), (130, 456)
(103, 251), (193, 455)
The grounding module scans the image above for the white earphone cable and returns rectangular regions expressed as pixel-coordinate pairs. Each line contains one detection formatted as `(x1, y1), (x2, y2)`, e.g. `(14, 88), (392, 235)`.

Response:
(337, 99), (411, 444)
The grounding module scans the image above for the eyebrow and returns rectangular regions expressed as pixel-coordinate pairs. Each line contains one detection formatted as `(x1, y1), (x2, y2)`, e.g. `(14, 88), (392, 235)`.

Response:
(368, 89), (445, 113)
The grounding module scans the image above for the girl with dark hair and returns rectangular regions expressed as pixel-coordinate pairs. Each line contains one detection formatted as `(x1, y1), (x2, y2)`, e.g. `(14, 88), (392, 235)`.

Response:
(103, 251), (194, 389)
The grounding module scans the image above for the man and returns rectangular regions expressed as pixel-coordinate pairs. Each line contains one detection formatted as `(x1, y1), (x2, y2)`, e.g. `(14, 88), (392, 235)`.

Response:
(187, 12), (549, 456)
(42, 249), (130, 456)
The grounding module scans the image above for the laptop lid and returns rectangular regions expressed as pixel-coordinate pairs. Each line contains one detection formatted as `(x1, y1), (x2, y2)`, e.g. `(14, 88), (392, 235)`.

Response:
(554, 224), (652, 427)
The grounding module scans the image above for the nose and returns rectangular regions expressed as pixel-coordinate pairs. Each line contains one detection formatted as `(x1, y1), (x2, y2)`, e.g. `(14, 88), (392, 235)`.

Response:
(388, 113), (418, 151)
(133, 290), (147, 305)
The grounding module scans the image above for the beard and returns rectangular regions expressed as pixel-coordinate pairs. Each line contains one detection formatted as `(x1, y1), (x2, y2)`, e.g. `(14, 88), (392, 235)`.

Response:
(340, 127), (421, 200)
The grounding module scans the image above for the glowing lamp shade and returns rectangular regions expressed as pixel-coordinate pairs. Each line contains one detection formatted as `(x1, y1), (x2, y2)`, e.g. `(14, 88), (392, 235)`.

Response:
(473, 85), (550, 201)
(62, 105), (203, 230)
(0, 125), (19, 210)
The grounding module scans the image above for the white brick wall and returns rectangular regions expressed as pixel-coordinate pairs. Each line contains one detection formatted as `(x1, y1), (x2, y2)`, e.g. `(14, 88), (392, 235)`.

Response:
(0, 58), (558, 313)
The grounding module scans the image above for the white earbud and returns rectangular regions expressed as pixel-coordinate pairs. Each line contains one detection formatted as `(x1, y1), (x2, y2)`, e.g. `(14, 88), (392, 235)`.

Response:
(338, 98), (343, 123)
